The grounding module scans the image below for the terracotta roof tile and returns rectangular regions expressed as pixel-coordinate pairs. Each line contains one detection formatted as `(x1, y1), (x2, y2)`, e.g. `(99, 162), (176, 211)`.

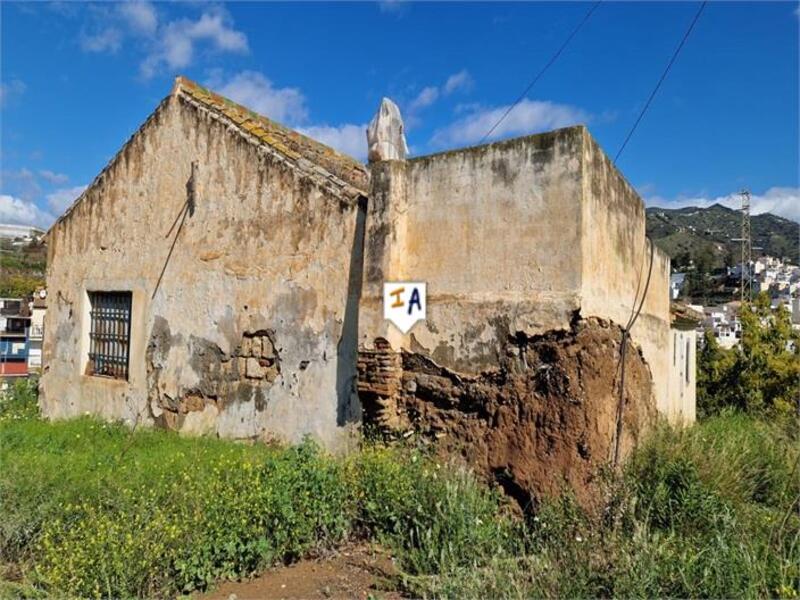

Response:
(670, 302), (703, 325)
(174, 76), (368, 194)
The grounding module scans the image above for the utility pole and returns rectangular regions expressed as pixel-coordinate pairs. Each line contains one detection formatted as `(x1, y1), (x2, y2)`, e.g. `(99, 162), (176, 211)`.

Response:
(732, 190), (752, 304)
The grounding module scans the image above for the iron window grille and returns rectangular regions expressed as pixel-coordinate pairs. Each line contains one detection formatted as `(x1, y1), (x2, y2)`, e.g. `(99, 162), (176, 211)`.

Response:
(88, 291), (132, 380)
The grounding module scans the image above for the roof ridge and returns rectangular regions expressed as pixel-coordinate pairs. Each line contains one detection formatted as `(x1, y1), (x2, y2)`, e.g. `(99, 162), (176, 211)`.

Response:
(173, 76), (369, 194)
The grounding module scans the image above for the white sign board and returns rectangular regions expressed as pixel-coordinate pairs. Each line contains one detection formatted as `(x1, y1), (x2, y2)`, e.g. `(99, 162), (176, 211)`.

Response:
(383, 282), (426, 334)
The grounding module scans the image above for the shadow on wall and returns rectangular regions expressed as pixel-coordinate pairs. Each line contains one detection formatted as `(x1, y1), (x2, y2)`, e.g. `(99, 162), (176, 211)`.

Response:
(336, 196), (368, 426)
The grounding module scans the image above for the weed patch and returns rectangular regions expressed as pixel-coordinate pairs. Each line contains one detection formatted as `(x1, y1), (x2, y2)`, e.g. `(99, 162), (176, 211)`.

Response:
(1, 395), (797, 599)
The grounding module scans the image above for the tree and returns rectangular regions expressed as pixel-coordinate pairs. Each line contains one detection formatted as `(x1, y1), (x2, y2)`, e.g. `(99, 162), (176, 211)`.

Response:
(0, 274), (43, 298)
(697, 292), (800, 419)
(697, 329), (737, 417)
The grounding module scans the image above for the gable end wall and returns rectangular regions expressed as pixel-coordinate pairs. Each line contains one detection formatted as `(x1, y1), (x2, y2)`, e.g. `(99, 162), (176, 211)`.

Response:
(41, 94), (366, 450)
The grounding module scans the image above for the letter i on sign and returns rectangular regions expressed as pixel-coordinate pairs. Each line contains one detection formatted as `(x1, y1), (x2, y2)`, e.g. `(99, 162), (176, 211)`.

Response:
(383, 282), (426, 333)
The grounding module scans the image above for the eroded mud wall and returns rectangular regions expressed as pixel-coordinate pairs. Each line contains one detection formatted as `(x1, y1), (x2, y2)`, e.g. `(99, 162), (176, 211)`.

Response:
(358, 318), (657, 511)
(41, 93), (368, 450)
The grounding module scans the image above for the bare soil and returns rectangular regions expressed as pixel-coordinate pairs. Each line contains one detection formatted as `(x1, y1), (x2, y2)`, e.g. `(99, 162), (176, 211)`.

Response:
(199, 544), (403, 600)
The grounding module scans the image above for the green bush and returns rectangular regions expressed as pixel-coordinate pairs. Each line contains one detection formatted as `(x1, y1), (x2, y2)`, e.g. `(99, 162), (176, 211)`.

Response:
(423, 414), (799, 599)
(698, 292), (800, 419)
(1, 419), (353, 598)
(1, 417), (515, 598)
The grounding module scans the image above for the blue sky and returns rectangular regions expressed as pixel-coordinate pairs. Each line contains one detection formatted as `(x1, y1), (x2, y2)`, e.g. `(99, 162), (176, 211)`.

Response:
(1, 1), (798, 228)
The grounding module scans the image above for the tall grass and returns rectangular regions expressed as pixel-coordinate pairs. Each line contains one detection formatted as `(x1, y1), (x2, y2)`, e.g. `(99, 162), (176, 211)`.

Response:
(433, 413), (799, 599)
(1, 381), (798, 599)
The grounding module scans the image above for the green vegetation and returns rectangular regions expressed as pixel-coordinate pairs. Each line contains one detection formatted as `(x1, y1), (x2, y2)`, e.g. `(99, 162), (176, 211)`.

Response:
(0, 240), (46, 297)
(427, 414), (799, 599)
(646, 203), (800, 267)
(698, 293), (800, 419)
(1, 381), (798, 599)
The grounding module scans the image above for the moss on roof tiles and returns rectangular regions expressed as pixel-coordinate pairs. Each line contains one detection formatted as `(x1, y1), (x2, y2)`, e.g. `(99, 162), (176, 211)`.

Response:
(175, 76), (368, 193)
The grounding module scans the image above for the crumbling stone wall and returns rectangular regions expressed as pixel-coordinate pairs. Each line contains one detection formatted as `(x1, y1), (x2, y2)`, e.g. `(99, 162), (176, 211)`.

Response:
(146, 316), (280, 434)
(358, 318), (657, 511)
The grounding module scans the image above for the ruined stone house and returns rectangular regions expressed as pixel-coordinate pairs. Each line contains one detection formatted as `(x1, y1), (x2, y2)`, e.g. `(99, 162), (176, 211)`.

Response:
(40, 77), (694, 465)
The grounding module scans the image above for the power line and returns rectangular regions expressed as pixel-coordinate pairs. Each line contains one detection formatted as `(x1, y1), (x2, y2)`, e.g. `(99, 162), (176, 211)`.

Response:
(478, 0), (602, 145)
(735, 190), (753, 304)
(612, 237), (654, 469)
(613, 0), (708, 164)
(611, 1), (708, 468)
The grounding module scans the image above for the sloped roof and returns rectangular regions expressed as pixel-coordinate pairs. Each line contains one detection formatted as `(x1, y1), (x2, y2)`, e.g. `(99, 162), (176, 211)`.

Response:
(174, 76), (369, 194)
(48, 77), (369, 236)
(670, 302), (703, 326)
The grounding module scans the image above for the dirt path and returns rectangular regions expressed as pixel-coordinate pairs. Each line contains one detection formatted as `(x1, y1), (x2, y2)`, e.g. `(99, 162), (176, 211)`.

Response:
(200, 544), (404, 600)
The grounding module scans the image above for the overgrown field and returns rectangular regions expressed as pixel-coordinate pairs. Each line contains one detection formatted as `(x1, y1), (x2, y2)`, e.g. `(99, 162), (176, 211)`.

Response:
(1, 380), (798, 599)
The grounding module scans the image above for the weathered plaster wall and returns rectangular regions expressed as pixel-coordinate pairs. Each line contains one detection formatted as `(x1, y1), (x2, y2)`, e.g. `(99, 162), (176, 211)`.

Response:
(360, 128), (586, 373)
(668, 326), (697, 424)
(41, 93), (367, 450)
(360, 125), (686, 423)
(578, 130), (678, 421)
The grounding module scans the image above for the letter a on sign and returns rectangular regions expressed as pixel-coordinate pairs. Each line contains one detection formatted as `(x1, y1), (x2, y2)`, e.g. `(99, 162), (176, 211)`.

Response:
(383, 282), (426, 333)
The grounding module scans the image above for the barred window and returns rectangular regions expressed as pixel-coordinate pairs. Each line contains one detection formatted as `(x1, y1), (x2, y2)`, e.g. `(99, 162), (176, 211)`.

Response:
(88, 291), (132, 380)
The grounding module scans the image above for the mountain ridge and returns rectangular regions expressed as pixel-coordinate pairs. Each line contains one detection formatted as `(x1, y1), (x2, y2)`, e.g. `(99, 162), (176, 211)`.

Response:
(646, 204), (799, 269)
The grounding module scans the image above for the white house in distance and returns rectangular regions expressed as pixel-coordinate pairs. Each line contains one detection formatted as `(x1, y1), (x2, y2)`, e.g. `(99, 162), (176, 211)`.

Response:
(669, 303), (702, 423)
(0, 223), (45, 245)
(28, 289), (47, 373)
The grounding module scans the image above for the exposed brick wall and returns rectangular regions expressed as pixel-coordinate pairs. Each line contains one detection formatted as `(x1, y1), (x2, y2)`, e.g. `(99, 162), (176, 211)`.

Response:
(356, 339), (404, 430)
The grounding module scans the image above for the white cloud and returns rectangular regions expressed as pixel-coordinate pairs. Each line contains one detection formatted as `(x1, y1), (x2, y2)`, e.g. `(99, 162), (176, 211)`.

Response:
(0, 79), (26, 106)
(406, 69), (473, 118)
(0, 168), (40, 201)
(118, 1), (157, 35)
(46, 185), (88, 214)
(141, 10), (248, 78)
(379, 0), (407, 14)
(80, 27), (123, 53)
(431, 99), (589, 148)
(403, 69), (474, 131)
(70, 3), (247, 78)
(78, 3), (156, 55)
(297, 124), (367, 161)
(207, 71), (307, 125)
(0, 195), (55, 229)
(38, 170), (69, 185)
(646, 187), (800, 223)
(443, 69), (473, 95)
(408, 86), (439, 113)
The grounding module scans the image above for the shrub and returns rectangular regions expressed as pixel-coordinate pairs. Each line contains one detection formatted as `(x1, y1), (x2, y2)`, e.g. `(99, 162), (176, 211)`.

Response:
(1, 419), (353, 599)
(698, 292), (800, 419)
(30, 438), (352, 598)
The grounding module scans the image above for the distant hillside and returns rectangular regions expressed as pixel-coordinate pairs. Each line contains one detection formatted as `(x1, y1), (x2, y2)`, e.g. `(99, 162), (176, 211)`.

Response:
(646, 204), (799, 270)
(0, 238), (46, 297)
